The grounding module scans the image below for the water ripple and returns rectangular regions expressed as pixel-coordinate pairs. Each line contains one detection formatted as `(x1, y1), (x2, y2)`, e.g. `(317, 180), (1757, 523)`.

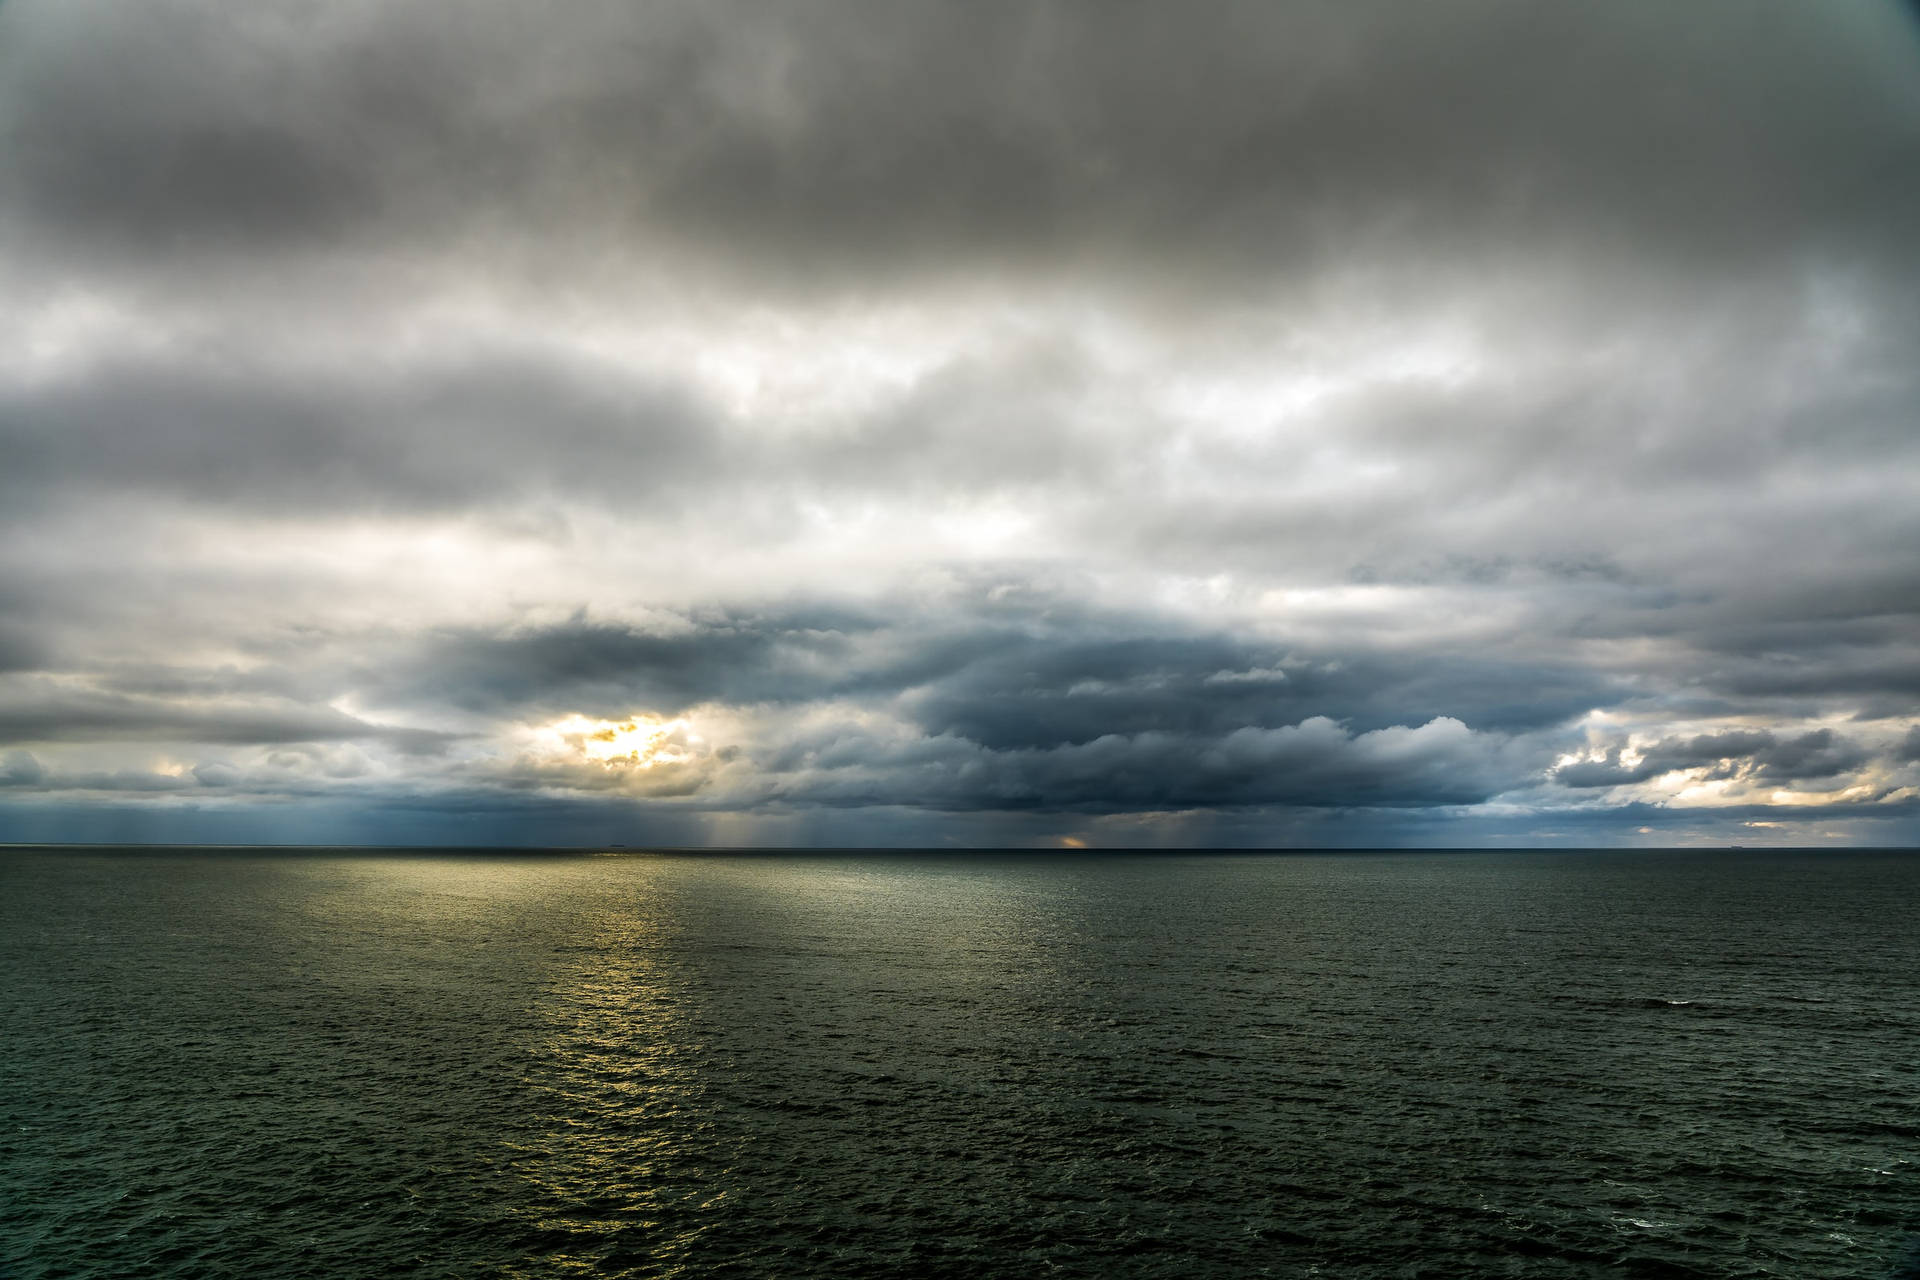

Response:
(2, 849), (1916, 1278)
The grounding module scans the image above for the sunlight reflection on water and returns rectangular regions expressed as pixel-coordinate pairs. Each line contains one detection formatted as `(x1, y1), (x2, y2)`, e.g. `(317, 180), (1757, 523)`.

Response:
(3, 849), (1916, 1278)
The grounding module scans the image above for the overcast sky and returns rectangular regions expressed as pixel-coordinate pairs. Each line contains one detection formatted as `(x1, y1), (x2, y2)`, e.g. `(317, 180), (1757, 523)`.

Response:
(3, 0), (1918, 847)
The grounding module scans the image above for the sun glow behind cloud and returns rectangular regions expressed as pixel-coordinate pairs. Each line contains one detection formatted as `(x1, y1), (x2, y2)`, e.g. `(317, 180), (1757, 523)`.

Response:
(540, 714), (695, 770)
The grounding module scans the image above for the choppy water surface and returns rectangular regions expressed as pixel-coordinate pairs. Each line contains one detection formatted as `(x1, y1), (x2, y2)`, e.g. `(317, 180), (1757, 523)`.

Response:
(2, 848), (1916, 1278)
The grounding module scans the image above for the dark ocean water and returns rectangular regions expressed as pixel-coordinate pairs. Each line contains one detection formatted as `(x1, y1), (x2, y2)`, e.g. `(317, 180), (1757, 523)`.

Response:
(2, 847), (1916, 1279)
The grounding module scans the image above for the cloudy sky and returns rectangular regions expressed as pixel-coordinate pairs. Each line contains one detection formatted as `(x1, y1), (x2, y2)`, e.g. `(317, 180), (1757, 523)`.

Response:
(3, 0), (1918, 847)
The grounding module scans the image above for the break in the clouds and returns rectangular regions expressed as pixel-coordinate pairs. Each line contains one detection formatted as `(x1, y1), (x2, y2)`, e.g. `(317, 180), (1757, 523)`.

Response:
(3, 1), (1918, 847)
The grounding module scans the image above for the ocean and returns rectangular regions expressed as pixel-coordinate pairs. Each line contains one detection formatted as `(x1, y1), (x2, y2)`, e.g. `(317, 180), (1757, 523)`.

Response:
(2, 847), (1915, 1278)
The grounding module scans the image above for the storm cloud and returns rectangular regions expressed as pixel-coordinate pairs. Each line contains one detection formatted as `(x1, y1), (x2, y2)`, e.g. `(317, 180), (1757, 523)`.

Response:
(2, 0), (1917, 845)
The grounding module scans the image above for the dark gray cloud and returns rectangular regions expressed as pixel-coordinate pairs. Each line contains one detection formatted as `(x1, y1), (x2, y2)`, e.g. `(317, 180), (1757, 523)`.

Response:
(0, 625), (48, 675)
(900, 637), (1611, 747)
(377, 611), (878, 715)
(1554, 729), (1873, 790)
(748, 716), (1530, 814)
(1899, 726), (1920, 763)
(372, 599), (1621, 741)
(0, 680), (455, 752)
(0, 347), (717, 517)
(6, 1), (1916, 291)
(1, 749), (46, 787)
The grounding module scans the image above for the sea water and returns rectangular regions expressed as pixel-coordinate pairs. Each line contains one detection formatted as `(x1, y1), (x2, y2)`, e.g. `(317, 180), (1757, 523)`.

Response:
(2, 847), (1915, 1278)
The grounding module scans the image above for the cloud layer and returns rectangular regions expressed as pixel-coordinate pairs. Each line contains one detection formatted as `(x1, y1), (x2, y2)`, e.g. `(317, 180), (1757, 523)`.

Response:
(2, 0), (1917, 845)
